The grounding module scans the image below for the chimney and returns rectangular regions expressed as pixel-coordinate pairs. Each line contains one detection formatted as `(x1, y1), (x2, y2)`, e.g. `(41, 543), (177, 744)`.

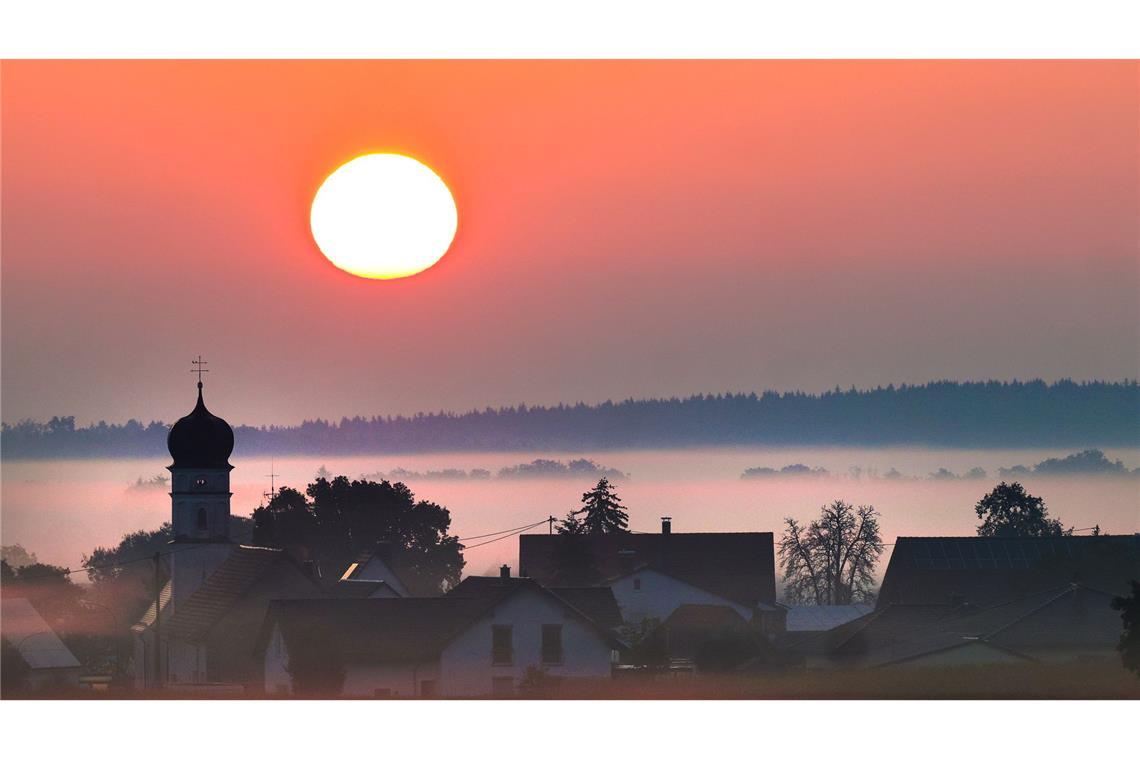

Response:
(661, 517), (672, 535)
(500, 564), (511, 579)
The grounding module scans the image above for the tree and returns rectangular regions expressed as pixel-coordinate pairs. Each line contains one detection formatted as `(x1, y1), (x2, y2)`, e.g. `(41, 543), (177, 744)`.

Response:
(974, 482), (1068, 537)
(1, 544), (39, 569)
(1111, 581), (1140, 678)
(778, 500), (884, 605)
(578, 478), (628, 534)
(252, 475), (464, 594)
(555, 508), (585, 535)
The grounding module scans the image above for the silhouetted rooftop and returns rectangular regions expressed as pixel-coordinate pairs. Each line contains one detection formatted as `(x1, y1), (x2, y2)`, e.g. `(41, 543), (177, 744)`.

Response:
(519, 531), (776, 608)
(877, 534), (1139, 609)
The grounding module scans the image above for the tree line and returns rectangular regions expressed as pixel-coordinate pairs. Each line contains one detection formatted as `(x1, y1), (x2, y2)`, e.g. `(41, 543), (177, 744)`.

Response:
(2, 379), (1137, 459)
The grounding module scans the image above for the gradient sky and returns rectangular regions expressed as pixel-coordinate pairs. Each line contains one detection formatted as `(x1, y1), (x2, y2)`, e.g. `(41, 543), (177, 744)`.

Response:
(2, 60), (1137, 426)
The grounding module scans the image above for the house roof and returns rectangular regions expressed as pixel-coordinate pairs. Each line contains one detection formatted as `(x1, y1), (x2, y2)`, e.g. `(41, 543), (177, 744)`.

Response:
(133, 545), (321, 641)
(519, 531), (776, 608)
(448, 576), (624, 629)
(333, 579), (402, 598)
(819, 582), (1123, 666)
(262, 577), (626, 663)
(877, 535), (1139, 609)
(0, 597), (81, 670)
(784, 604), (874, 632)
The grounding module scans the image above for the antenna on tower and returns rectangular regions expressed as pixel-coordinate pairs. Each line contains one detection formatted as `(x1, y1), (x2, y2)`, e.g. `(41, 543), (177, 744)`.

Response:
(266, 460), (277, 498)
(191, 355), (209, 389)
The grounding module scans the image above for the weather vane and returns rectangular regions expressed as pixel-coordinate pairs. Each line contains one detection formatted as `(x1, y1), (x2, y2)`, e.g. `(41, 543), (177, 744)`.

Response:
(191, 355), (209, 388)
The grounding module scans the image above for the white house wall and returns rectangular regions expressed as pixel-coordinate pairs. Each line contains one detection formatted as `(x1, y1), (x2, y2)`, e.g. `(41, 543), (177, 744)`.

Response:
(609, 568), (751, 624)
(439, 588), (613, 696)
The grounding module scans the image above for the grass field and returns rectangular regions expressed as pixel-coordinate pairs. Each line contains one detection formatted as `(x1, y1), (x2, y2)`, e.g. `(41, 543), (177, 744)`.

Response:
(6, 662), (1139, 700)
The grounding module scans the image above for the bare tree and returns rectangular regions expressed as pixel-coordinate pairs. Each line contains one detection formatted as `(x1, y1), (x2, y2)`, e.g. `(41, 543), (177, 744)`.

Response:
(778, 500), (884, 605)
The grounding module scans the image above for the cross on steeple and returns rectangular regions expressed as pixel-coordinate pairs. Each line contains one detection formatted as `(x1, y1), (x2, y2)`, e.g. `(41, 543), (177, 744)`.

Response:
(191, 355), (209, 389)
(266, 460), (277, 498)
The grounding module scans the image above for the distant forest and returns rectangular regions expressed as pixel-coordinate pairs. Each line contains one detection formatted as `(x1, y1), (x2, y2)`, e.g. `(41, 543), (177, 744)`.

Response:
(2, 380), (1137, 459)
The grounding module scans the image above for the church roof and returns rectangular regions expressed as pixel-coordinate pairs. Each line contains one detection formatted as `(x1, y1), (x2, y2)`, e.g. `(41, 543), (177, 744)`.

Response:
(167, 383), (234, 469)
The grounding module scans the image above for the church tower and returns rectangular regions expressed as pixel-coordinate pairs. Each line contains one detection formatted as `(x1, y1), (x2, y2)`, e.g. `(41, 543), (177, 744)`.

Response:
(166, 358), (236, 603)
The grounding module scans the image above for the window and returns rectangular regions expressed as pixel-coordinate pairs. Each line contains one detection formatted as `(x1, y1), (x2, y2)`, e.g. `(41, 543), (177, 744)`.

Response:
(541, 624), (563, 665)
(492, 624), (513, 665)
(196, 508), (208, 531)
(419, 680), (436, 697)
(492, 676), (514, 696)
(633, 578), (642, 591)
(194, 476), (208, 488)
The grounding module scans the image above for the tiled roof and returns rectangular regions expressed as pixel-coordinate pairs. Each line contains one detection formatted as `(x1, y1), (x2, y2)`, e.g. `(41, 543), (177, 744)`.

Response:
(448, 576), (624, 629)
(820, 582), (1124, 666)
(519, 531), (776, 608)
(264, 577), (626, 663)
(264, 597), (497, 662)
(132, 579), (173, 631)
(161, 546), (289, 641)
(877, 535), (1139, 609)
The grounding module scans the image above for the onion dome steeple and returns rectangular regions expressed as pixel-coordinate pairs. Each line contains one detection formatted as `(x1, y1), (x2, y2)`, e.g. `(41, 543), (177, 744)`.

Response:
(167, 358), (234, 469)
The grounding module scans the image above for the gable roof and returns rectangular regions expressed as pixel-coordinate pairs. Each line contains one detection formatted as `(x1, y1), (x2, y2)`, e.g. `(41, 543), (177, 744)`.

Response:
(448, 576), (624, 629)
(819, 582), (1123, 666)
(339, 550), (412, 596)
(519, 531), (776, 608)
(133, 545), (321, 641)
(262, 577), (626, 663)
(0, 597), (81, 670)
(877, 535), (1139, 609)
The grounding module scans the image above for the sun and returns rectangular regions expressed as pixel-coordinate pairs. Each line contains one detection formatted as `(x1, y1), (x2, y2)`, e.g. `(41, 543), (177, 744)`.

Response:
(310, 153), (458, 279)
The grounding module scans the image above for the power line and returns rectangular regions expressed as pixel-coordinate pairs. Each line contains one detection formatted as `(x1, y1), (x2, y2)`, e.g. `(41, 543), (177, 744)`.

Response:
(455, 519), (549, 542)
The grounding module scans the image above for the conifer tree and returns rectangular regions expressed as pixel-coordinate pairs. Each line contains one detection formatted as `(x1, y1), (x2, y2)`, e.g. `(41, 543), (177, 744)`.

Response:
(579, 477), (628, 534)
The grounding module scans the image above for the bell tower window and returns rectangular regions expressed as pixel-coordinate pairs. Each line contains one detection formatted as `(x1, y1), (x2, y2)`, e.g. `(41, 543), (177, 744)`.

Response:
(197, 508), (208, 531)
(194, 476), (208, 489)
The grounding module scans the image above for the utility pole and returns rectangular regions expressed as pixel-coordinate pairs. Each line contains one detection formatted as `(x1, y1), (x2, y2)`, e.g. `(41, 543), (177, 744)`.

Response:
(153, 551), (162, 690)
(548, 515), (556, 534)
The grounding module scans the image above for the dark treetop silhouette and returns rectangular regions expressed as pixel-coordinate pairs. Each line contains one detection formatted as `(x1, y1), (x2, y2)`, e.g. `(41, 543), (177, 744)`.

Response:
(3, 380), (1137, 458)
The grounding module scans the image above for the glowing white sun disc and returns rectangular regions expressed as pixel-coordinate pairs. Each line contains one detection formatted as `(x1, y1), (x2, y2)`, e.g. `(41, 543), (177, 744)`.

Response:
(310, 153), (458, 279)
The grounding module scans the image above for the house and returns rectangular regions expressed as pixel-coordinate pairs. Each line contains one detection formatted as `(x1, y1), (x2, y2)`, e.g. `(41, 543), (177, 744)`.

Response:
(0, 596), (82, 691)
(337, 545), (411, 597)
(448, 567), (624, 630)
(258, 573), (626, 697)
(519, 518), (780, 632)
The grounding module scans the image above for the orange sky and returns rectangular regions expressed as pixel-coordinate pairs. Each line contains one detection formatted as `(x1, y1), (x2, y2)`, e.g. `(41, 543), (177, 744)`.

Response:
(2, 60), (1137, 425)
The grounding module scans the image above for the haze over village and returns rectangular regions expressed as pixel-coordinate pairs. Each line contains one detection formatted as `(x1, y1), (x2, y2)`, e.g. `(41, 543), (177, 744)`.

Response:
(2, 58), (1137, 701)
